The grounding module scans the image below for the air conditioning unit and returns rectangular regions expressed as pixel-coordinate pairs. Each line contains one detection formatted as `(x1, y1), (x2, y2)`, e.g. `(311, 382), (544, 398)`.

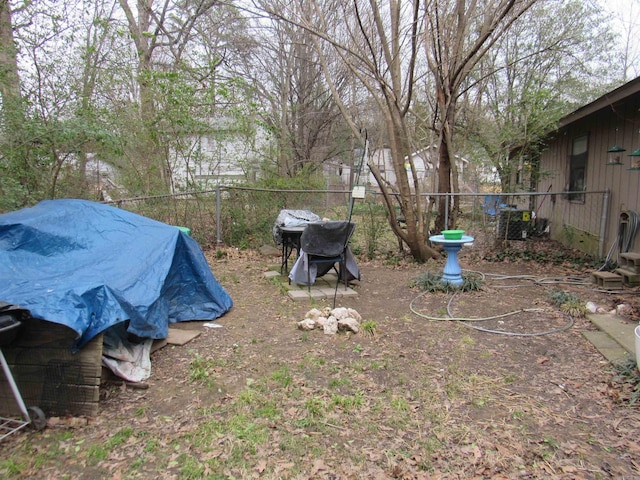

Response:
(497, 209), (531, 240)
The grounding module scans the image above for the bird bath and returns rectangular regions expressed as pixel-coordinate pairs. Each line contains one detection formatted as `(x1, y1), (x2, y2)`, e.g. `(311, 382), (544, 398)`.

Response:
(429, 234), (475, 286)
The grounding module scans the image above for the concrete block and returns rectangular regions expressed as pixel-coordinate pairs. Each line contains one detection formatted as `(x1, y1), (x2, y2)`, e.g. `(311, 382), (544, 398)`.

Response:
(615, 268), (640, 286)
(620, 252), (640, 272)
(592, 270), (623, 289)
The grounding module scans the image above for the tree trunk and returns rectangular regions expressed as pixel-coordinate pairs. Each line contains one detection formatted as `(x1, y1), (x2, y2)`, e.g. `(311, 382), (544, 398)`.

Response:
(435, 101), (454, 232)
(119, 0), (169, 193)
(0, 0), (33, 202)
(0, 0), (21, 112)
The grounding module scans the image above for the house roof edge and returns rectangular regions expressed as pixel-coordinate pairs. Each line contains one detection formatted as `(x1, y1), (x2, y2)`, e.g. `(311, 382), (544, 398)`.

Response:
(558, 76), (640, 129)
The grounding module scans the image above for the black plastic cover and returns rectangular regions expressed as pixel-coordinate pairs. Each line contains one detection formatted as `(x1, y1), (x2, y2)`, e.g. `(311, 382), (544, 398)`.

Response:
(300, 221), (355, 257)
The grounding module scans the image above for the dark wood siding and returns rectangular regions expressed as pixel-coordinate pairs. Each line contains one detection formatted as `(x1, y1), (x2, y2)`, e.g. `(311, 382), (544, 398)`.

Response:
(538, 94), (640, 255)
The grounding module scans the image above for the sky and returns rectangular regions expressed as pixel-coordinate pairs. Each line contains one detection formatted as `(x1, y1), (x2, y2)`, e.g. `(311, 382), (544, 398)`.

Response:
(599, 0), (640, 79)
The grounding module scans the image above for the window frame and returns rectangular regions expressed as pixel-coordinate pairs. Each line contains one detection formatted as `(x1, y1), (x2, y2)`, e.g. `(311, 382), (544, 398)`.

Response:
(568, 135), (588, 203)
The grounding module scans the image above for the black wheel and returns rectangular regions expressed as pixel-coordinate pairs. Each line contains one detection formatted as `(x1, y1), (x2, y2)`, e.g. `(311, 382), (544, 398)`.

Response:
(27, 406), (46, 431)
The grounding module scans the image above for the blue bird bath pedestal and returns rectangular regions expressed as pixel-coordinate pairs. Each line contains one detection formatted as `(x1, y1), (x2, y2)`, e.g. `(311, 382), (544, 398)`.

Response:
(429, 235), (475, 286)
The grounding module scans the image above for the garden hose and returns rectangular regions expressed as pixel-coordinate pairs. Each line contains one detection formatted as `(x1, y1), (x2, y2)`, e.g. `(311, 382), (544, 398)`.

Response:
(408, 271), (578, 337)
(620, 210), (640, 253)
(601, 210), (639, 270)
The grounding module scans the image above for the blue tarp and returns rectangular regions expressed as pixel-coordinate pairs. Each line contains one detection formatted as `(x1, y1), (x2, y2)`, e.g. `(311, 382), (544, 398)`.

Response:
(0, 199), (233, 350)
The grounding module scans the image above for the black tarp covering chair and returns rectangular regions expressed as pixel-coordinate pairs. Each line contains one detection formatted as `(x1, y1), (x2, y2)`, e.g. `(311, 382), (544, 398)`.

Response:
(299, 221), (356, 292)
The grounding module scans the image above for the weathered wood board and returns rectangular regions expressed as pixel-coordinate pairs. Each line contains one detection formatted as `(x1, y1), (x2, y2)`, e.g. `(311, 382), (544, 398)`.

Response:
(0, 319), (102, 417)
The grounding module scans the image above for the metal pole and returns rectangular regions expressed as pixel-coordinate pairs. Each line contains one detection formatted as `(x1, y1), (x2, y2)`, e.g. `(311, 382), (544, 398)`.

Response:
(0, 349), (30, 421)
(444, 194), (449, 229)
(216, 185), (222, 245)
(326, 177), (330, 210)
(598, 189), (610, 258)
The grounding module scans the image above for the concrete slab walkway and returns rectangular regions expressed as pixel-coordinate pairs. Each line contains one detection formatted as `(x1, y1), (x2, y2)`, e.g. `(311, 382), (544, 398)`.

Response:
(264, 269), (358, 302)
(585, 313), (638, 367)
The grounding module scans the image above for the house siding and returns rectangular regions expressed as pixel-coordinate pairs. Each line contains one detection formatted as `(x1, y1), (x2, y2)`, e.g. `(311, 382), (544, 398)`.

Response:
(537, 88), (640, 256)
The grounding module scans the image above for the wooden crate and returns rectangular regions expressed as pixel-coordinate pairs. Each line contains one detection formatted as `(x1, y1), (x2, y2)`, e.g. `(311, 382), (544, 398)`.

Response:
(0, 319), (102, 417)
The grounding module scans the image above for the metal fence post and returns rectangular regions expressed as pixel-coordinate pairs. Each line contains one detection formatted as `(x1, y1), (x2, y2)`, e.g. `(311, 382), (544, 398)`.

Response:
(216, 185), (222, 245)
(599, 189), (610, 258)
(326, 177), (330, 209)
(444, 193), (449, 229)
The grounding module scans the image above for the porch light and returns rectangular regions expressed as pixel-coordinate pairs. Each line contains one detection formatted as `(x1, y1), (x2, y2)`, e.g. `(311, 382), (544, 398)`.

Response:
(606, 145), (625, 165)
(628, 149), (640, 170)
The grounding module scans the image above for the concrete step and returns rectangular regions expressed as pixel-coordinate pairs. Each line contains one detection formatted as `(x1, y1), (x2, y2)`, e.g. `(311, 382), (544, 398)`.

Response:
(614, 268), (640, 286)
(591, 270), (623, 290)
(620, 252), (640, 272)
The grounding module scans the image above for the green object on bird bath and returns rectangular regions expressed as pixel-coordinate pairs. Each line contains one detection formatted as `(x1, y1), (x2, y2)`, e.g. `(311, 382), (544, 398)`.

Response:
(441, 230), (464, 240)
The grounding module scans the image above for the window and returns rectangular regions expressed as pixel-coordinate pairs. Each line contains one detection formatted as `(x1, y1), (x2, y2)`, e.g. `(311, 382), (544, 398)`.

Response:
(568, 135), (587, 202)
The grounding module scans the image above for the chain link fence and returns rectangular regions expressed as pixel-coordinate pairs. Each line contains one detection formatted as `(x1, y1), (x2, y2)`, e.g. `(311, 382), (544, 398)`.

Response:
(105, 187), (609, 259)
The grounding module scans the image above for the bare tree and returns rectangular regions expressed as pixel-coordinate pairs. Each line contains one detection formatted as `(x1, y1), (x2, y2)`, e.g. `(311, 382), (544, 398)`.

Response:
(601, 0), (640, 81)
(465, 0), (617, 194)
(116, 0), (222, 193)
(255, 0), (546, 259)
(243, 1), (350, 178)
(256, 0), (441, 260)
(256, 0), (538, 259)
(424, 0), (537, 231)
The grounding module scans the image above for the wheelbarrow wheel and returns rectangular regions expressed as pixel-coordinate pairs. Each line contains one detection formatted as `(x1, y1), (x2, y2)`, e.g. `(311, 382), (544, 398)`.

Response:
(27, 406), (46, 431)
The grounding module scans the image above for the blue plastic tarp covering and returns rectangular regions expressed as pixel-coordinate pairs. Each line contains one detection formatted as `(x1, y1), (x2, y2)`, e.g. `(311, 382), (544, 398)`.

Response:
(0, 199), (233, 350)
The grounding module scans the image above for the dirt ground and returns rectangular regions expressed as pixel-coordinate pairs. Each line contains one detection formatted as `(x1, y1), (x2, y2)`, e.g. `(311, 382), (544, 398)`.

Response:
(2, 240), (640, 479)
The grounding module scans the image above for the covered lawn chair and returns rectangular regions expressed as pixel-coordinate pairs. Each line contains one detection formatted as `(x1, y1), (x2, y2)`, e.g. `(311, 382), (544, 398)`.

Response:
(482, 194), (501, 216)
(297, 221), (357, 292)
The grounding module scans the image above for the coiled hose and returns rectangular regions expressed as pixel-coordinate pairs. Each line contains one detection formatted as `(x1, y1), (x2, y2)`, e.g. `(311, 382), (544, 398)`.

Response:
(620, 210), (640, 253)
(602, 210), (639, 269)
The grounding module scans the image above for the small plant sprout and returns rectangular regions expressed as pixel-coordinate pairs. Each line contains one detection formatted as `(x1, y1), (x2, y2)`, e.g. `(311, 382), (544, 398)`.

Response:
(361, 320), (377, 336)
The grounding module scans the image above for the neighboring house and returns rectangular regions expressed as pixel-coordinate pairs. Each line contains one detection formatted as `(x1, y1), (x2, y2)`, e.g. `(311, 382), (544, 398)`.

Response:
(170, 119), (269, 191)
(84, 119), (268, 198)
(536, 77), (640, 257)
(332, 146), (469, 192)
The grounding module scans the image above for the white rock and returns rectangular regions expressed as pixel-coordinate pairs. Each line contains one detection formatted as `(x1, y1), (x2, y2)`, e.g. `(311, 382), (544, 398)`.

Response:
(347, 308), (362, 322)
(609, 309), (617, 315)
(305, 308), (324, 320)
(331, 307), (350, 320)
(616, 303), (633, 316)
(585, 301), (598, 313)
(297, 318), (316, 331)
(338, 317), (360, 333)
(323, 316), (338, 335)
(315, 316), (328, 328)
(596, 307), (609, 314)
(322, 307), (333, 317)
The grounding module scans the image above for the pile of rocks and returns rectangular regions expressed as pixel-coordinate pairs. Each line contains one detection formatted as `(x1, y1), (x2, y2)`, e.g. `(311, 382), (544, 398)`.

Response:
(586, 301), (634, 316)
(297, 307), (362, 335)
